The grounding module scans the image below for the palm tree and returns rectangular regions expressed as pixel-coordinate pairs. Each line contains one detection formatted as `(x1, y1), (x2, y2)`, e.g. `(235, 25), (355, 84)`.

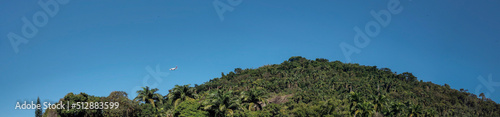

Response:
(320, 98), (341, 115)
(348, 92), (363, 114)
(425, 108), (438, 117)
(373, 94), (387, 113)
(407, 103), (423, 117)
(479, 93), (486, 101)
(389, 102), (405, 116)
(134, 86), (163, 108)
(285, 77), (293, 88)
(240, 87), (267, 111)
(167, 84), (197, 107)
(354, 101), (374, 117)
(203, 90), (240, 117)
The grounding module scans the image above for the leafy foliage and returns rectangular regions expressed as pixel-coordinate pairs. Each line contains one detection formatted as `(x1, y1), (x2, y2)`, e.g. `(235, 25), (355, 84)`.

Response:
(43, 56), (500, 117)
(134, 86), (163, 108)
(167, 84), (197, 108)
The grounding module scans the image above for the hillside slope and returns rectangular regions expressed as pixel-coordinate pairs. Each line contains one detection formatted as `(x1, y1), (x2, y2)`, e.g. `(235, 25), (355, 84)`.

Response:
(195, 56), (499, 116)
(43, 56), (499, 117)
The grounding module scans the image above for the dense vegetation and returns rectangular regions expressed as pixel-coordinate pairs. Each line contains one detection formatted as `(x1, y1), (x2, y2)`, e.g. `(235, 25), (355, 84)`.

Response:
(42, 56), (499, 117)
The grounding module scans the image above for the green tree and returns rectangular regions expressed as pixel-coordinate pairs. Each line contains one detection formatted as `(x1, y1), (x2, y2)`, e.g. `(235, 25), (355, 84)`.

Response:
(373, 94), (387, 113)
(479, 93), (486, 100)
(291, 103), (320, 117)
(354, 101), (374, 117)
(203, 90), (240, 117)
(136, 103), (158, 116)
(234, 68), (243, 74)
(402, 72), (417, 82)
(35, 97), (42, 117)
(240, 87), (267, 110)
(348, 92), (363, 114)
(42, 56), (500, 117)
(320, 97), (344, 116)
(407, 103), (423, 117)
(58, 92), (103, 117)
(174, 99), (208, 117)
(104, 91), (139, 117)
(264, 103), (287, 116)
(425, 108), (438, 117)
(134, 86), (163, 108)
(389, 102), (405, 116)
(167, 84), (197, 107)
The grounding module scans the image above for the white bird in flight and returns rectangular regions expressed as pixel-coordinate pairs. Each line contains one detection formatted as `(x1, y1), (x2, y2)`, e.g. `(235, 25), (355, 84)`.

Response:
(169, 66), (178, 71)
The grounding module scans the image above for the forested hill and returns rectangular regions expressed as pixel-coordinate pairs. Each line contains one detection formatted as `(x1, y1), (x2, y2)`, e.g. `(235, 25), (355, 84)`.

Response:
(43, 56), (499, 117)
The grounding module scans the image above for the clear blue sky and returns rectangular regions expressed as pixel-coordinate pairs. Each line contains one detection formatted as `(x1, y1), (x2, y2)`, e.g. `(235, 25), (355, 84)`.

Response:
(1, 0), (499, 116)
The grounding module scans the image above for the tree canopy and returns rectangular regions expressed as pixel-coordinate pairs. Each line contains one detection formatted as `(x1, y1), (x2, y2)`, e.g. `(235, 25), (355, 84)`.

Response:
(43, 56), (500, 117)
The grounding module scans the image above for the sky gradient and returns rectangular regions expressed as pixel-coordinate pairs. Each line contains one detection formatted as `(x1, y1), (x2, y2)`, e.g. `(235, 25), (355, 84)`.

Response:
(1, 0), (499, 116)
